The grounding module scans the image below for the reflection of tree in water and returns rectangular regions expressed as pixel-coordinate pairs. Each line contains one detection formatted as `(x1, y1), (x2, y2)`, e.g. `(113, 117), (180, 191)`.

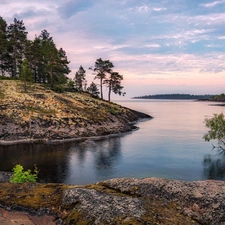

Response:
(203, 153), (225, 180)
(94, 137), (122, 180)
(0, 143), (72, 183)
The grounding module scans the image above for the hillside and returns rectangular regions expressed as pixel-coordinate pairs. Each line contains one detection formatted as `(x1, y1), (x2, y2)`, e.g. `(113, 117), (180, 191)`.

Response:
(0, 80), (151, 144)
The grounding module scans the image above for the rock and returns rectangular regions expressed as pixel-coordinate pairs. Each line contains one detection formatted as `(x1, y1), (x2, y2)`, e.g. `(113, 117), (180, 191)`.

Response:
(0, 208), (58, 225)
(101, 177), (225, 224)
(0, 172), (12, 182)
(63, 188), (146, 224)
(1, 177), (224, 224)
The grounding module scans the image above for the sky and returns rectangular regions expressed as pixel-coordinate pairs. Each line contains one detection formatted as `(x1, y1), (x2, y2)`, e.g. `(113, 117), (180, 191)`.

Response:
(0, 0), (225, 99)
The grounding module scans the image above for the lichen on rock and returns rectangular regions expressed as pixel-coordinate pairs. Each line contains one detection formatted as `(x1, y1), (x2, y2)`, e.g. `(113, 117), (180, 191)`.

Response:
(1, 177), (224, 224)
(62, 187), (146, 224)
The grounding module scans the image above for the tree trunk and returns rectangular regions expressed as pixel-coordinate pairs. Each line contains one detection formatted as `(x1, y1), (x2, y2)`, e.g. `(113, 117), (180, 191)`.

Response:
(100, 77), (103, 99)
(108, 83), (111, 102)
(50, 66), (53, 88)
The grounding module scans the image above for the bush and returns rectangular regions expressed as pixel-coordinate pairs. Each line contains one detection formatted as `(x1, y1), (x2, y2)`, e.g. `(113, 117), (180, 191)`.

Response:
(204, 113), (225, 152)
(10, 164), (39, 183)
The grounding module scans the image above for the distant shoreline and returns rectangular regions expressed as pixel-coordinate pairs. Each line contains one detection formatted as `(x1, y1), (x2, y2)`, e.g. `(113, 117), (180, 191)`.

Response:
(132, 93), (215, 100)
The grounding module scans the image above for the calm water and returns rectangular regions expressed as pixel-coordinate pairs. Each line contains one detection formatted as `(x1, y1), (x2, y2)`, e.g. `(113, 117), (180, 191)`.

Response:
(1, 100), (225, 184)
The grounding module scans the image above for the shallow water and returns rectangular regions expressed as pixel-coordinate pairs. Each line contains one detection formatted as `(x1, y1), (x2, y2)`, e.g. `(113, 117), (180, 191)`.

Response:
(1, 100), (225, 184)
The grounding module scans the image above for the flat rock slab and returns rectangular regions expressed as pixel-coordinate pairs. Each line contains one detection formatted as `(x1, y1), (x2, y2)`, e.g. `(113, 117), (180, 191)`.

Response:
(0, 208), (56, 225)
(101, 177), (225, 224)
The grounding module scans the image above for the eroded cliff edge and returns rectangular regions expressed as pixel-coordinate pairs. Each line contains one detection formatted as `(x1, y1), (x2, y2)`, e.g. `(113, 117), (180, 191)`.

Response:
(0, 177), (224, 224)
(0, 80), (151, 145)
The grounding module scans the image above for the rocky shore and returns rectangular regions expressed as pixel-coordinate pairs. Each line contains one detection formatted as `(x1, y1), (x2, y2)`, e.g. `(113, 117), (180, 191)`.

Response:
(0, 177), (224, 224)
(0, 80), (151, 145)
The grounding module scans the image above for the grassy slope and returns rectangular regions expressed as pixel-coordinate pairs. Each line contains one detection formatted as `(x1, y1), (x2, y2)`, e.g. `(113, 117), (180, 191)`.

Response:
(0, 80), (149, 142)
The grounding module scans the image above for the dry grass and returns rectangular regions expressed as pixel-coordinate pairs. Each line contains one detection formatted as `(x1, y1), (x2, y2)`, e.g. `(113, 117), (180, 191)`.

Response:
(0, 80), (127, 125)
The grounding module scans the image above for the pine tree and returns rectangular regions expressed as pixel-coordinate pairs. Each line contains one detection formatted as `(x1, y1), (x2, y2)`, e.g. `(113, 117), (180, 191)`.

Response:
(25, 37), (42, 82)
(74, 65), (86, 92)
(0, 16), (9, 76)
(7, 18), (27, 78)
(87, 82), (100, 98)
(38, 30), (70, 88)
(90, 58), (114, 99)
(55, 47), (70, 84)
(104, 72), (125, 102)
(19, 59), (33, 92)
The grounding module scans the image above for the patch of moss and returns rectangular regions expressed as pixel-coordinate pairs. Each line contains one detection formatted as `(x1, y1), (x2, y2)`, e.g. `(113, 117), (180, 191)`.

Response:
(65, 210), (93, 225)
(0, 76), (18, 80)
(0, 91), (4, 99)
(0, 183), (66, 212)
(26, 106), (56, 115)
(84, 184), (128, 197)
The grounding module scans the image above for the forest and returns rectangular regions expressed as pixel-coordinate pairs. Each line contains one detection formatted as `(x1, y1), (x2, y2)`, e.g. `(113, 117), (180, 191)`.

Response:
(0, 16), (125, 101)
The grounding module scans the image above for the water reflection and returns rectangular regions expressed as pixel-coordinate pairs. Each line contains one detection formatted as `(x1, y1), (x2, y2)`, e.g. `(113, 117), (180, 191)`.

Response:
(0, 137), (123, 184)
(0, 143), (71, 183)
(66, 137), (122, 184)
(94, 138), (122, 179)
(203, 152), (225, 180)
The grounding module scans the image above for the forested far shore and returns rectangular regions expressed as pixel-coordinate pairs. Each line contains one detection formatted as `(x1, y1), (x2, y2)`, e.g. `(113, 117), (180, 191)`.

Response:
(133, 93), (216, 100)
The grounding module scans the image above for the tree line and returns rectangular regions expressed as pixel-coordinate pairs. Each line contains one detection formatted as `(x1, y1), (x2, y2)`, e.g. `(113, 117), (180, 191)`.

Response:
(0, 16), (125, 101)
(133, 94), (214, 100)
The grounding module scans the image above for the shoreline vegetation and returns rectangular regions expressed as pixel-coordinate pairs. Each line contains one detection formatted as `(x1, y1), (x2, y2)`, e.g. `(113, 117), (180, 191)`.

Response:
(0, 80), (151, 145)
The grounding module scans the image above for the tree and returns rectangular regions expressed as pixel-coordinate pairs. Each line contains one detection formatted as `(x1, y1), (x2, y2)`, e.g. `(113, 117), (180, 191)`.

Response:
(19, 59), (33, 92)
(39, 29), (57, 86)
(52, 47), (70, 87)
(203, 113), (225, 152)
(104, 71), (125, 102)
(38, 30), (70, 88)
(74, 65), (86, 92)
(90, 58), (114, 99)
(87, 82), (100, 98)
(7, 18), (27, 78)
(24, 37), (43, 83)
(0, 16), (9, 76)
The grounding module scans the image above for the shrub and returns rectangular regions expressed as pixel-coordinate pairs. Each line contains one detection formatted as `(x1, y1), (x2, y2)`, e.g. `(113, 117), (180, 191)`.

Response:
(10, 164), (39, 183)
(204, 113), (225, 152)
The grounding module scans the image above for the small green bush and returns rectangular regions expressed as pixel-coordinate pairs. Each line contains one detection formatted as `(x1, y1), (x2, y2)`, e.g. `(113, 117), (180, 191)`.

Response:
(10, 164), (39, 183)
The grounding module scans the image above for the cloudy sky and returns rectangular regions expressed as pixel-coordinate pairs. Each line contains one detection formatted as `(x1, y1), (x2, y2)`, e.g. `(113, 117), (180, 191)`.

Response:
(1, 0), (225, 99)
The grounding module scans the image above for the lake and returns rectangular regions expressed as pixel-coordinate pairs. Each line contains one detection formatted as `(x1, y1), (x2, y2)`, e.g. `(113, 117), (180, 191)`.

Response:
(0, 100), (225, 184)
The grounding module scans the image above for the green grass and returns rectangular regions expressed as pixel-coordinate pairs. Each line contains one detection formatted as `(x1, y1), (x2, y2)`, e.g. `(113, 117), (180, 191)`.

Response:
(26, 106), (56, 115)
(0, 76), (18, 80)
